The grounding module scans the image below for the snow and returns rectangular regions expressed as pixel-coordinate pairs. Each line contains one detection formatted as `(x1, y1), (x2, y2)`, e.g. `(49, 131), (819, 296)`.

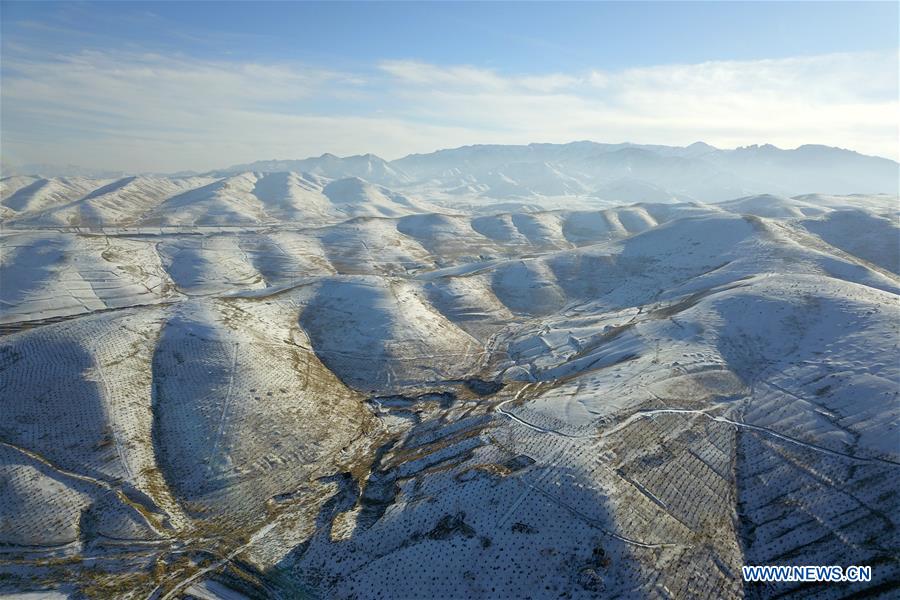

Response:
(296, 276), (483, 391)
(1, 159), (898, 598)
(799, 208), (900, 274)
(323, 177), (443, 219)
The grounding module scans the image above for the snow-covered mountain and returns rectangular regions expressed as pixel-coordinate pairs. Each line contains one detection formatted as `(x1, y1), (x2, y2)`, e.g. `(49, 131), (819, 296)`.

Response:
(210, 141), (899, 202)
(1, 149), (898, 599)
(218, 152), (412, 186)
(3, 141), (897, 228)
(391, 141), (899, 200)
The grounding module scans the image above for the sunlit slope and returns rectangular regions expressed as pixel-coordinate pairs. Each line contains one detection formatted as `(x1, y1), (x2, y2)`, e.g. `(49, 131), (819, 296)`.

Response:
(323, 177), (444, 218)
(0, 308), (184, 548)
(156, 234), (267, 295)
(296, 276), (483, 391)
(1, 176), (110, 216)
(142, 173), (271, 226)
(7, 176), (216, 227)
(0, 201), (735, 324)
(799, 209), (900, 274)
(499, 274), (900, 596)
(0, 231), (177, 323)
(315, 217), (436, 275)
(151, 300), (375, 522)
(1, 172), (446, 227)
(427, 210), (899, 452)
(249, 171), (336, 221)
(0, 297), (377, 549)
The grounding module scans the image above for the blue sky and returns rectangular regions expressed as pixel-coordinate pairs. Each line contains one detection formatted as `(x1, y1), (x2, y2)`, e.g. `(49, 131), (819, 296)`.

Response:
(2, 1), (898, 171)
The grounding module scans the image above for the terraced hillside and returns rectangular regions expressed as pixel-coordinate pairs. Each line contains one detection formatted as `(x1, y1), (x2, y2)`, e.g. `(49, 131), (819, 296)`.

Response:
(1, 177), (898, 599)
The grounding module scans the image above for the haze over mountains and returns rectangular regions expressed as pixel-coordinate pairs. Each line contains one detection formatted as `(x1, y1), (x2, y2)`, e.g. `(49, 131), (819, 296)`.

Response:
(5, 141), (898, 211)
(1, 139), (899, 598)
(224, 141), (898, 198)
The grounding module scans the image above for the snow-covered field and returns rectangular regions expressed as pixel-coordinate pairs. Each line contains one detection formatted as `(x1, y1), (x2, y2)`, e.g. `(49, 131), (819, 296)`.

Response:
(1, 145), (898, 599)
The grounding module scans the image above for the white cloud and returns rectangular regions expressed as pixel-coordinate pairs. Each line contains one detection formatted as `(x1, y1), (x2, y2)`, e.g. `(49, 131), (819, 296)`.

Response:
(2, 47), (897, 172)
(376, 51), (900, 160)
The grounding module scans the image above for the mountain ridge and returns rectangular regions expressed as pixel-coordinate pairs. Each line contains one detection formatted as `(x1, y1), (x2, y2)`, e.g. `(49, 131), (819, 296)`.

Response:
(201, 141), (900, 200)
(4, 140), (898, 227)
(7, 140), (897, 176)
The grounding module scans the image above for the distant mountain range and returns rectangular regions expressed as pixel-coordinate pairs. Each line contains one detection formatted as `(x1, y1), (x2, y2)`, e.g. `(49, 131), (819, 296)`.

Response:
(4, 141), (898, 205)
(217, 141), (899, 201)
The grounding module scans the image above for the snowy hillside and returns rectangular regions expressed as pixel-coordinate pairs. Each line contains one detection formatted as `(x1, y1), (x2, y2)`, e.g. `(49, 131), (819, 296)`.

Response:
(1, 160), (898, 598)
(6, 143), (898, 222)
